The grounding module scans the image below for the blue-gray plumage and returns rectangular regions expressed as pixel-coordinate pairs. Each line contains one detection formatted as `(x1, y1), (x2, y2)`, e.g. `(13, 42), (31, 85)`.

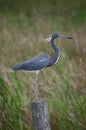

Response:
(13, 33), (72, 71)
(12, 33), (72, 99)
(12, 54), (53, 71)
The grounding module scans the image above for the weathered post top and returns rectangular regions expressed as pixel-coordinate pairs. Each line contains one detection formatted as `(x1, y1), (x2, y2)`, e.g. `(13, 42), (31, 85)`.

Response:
(31, 99), (51, 130)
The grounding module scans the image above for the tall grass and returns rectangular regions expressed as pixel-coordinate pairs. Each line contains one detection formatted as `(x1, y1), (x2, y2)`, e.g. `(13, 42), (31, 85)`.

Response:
(0, 1), (86, 130)
(0, 74), (23, 130)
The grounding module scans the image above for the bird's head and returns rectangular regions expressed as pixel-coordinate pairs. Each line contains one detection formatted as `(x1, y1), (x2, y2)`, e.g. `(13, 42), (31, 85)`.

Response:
(45, 33), (73, 42)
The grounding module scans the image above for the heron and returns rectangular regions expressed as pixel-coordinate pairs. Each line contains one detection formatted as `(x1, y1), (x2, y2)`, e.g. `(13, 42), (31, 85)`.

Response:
(12, 33), (72, 99)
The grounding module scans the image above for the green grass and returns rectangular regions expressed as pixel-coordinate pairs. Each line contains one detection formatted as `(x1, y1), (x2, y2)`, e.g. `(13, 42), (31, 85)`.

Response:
(0, 1), (86, 130)
(0, 75), (22, 130)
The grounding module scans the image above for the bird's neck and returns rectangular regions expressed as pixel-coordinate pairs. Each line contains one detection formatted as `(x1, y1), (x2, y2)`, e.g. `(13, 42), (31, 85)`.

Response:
(51, 38), (60, 64)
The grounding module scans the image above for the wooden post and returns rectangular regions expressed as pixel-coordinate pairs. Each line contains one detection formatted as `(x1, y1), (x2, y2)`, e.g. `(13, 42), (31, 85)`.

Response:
(30, 99), (51, 130)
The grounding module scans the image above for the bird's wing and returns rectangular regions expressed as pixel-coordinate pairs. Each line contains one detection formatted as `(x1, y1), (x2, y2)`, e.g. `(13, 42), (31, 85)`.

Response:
(13, 54), (52, 71)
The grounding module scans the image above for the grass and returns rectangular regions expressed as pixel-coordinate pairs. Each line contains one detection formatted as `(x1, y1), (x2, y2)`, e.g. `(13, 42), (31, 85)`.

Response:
(0, 1), (86, 130)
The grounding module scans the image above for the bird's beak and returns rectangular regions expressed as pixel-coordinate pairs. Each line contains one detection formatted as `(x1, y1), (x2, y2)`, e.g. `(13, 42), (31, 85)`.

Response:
(59, 34), (73, 40)
(44, 37), (51, 42)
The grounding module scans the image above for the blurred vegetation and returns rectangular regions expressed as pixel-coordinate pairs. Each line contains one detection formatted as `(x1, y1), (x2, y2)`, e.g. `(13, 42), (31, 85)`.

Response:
(0, 0), (86, 130)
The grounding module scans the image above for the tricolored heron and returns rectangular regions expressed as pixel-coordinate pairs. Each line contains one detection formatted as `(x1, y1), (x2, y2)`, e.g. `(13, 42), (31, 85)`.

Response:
(12, 33), (72, 99)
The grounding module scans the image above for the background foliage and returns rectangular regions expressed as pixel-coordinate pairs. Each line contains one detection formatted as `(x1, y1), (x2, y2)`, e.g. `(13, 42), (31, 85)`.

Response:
(0, 0), (86, 130)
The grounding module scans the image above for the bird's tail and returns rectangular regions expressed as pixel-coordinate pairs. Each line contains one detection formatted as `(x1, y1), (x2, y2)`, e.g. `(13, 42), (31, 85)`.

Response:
(12, 64), (22, 71)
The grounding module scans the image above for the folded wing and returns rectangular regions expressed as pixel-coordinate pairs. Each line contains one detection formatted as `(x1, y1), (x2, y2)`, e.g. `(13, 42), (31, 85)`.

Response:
(12, 54), (52, 71)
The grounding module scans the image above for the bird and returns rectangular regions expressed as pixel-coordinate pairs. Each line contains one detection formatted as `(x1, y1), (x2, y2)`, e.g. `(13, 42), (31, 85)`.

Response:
(12, 33), (72, 99)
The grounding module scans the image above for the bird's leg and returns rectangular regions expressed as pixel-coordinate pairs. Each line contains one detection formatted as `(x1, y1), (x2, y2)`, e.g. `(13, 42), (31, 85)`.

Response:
(34, 71), (40, 99)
